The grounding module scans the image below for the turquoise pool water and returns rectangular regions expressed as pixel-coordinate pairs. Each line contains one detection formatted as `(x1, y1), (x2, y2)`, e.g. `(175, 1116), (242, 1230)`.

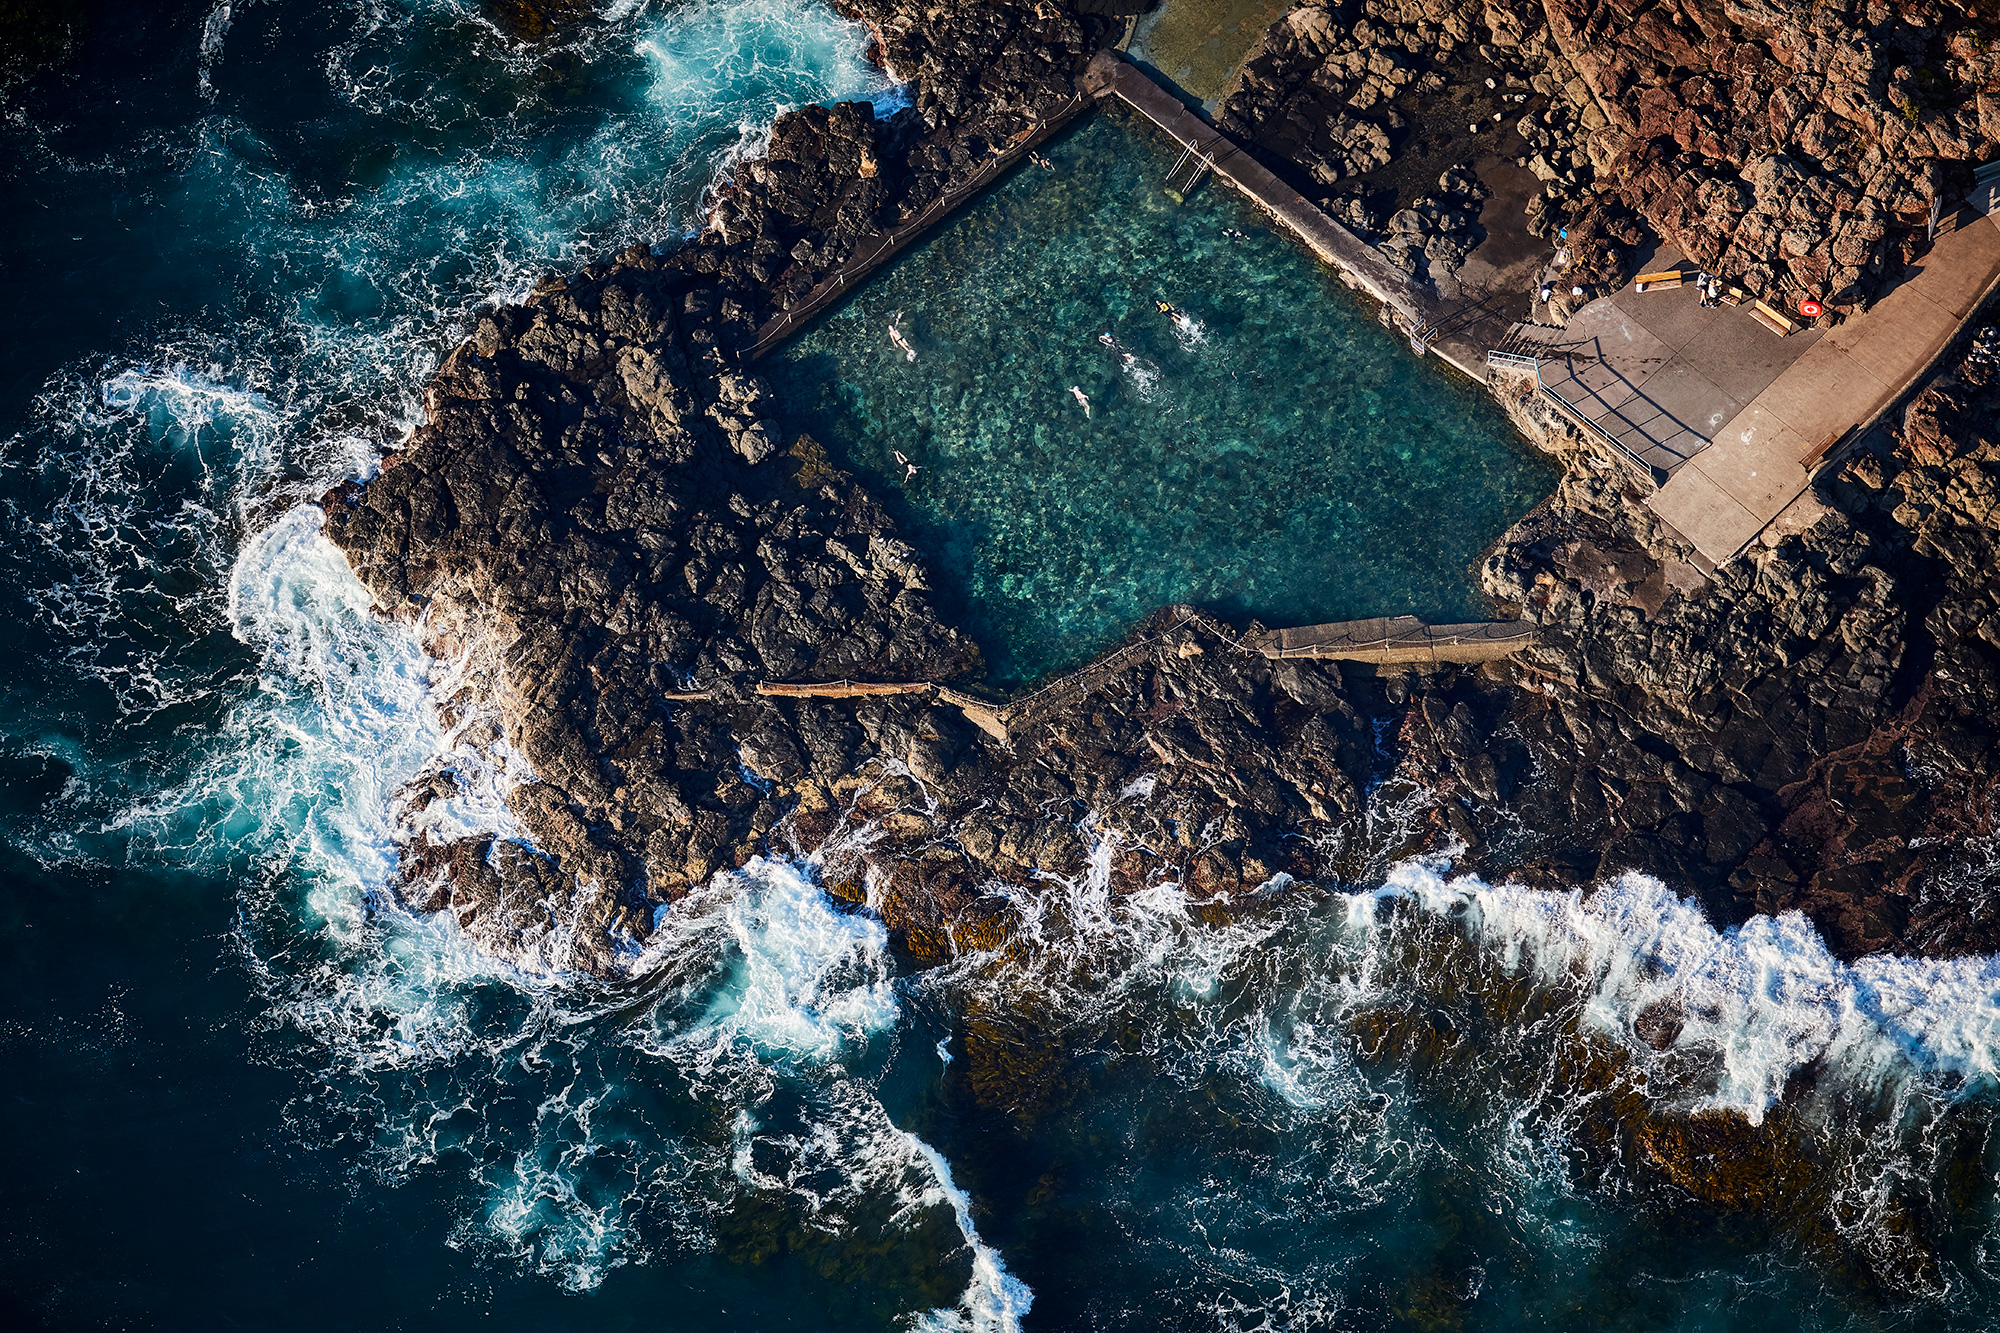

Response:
(765, 108), (1557, 686)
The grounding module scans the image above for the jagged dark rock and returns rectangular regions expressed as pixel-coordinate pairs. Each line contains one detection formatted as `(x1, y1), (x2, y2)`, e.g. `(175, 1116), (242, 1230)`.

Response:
(1221, 1), (2000, 316)
(1407, 334), (2000, 961)
(318, 0), (2000, 986)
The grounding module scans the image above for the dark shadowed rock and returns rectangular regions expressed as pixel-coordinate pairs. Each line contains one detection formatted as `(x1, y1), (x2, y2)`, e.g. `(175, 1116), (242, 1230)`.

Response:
(317, 1), (2000, 983)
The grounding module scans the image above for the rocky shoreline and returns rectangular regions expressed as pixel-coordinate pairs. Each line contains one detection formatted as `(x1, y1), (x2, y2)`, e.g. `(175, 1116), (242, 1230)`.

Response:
(321, 0), (2000, 987)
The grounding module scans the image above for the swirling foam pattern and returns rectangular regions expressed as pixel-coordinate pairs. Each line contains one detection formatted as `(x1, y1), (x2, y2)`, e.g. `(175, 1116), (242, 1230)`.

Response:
(4, 2), (2000, 1329)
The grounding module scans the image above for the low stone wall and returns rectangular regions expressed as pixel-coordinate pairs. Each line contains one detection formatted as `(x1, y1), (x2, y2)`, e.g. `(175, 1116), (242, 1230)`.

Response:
(719, 611), (1530, 749)
(745, 92), (1093, 361)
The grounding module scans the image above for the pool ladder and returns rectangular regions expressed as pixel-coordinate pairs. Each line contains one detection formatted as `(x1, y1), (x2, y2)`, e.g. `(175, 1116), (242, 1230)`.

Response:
(1164, 141), (1217, 203)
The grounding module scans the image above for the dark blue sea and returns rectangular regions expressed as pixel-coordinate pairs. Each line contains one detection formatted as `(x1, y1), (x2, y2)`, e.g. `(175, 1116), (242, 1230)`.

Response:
(4, 4), (2000, 1330)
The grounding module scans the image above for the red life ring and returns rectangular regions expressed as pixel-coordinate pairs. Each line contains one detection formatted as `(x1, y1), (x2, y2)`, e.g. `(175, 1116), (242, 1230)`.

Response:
(1799, 298), (1824, 318)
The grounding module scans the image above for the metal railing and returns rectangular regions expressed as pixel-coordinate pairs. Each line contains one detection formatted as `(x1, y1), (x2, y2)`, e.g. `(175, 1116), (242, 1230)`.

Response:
(1537, 373), (1668, 486)
(1164, 143), (1215, 200)
(996, 609), (1200, 723)
(1485, 349), (1541, 375)
(1484, 347), (1667, 487)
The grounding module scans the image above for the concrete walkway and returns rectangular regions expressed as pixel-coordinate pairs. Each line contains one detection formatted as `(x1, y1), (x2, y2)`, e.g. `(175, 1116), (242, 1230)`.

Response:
(1081, 50), (1497, 382)
(1505, 247), (1826, 480)
(1246, 616), (1536, 664)
(1648, 208), (2000, 565)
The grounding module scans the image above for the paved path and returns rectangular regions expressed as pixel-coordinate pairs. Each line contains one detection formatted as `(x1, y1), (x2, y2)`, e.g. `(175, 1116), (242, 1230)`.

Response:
(1082, 50), (1498, 382)
(1648, 207), (2000, 565)
(1246, 616), (1536, 664)
(1504, 248), (1826, 479)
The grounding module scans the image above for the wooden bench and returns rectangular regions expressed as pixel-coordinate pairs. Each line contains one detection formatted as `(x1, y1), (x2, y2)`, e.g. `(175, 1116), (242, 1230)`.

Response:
(1633, 269), (1685, 292)
(1748, 299), (1799, 335)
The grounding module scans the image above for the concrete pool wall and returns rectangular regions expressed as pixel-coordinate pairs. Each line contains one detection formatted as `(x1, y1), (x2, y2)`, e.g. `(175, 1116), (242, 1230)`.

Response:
(759, 108), (1557, 684)
(752, 51), (1508, 386)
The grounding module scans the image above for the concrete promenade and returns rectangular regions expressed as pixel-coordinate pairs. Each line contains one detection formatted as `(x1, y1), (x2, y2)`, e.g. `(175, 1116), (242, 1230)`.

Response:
(1080, 51), (1497, 382)
(1508, 248), (1826, 480)
(1648, 207), (2000, 565)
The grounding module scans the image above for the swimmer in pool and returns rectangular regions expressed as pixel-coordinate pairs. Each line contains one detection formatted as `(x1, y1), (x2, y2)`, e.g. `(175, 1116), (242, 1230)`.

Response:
(888, 311), (916, 361)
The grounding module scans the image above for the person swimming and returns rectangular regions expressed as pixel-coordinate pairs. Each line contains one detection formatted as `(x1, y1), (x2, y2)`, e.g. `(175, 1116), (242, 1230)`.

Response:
(888, 310), (916, 361)
(893, 448), (920, 481)
(1156, 300), (1175, 316)
(1069, 385), (1091, 419)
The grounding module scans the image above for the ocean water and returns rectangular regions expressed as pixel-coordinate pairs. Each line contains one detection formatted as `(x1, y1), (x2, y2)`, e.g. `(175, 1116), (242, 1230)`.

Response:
(3, 3), (2000, 1331)
(764, 108), (1556, 685)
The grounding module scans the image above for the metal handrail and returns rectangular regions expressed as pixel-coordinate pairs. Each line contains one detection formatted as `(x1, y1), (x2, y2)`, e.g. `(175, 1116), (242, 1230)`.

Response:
(1487, 347), (1663, 485)
(996, 610), (1199, 721)
(1535, 366), (1667, 486)
(1167, 148), (1214, 195)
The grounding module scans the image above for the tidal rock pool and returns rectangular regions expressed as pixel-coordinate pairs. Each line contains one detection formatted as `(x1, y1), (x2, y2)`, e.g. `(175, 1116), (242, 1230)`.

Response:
(764, 107), (1558, 685)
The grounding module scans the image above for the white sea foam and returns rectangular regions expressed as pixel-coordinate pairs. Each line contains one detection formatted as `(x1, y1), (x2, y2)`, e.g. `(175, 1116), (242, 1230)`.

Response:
(9, 0), (1028, 1310)
(1120, 350), (1162, 401)
(896, 808), (2000, 1309)
(24, 0), (2000, 1312)
(905, 1131), (1036, 1332)
(1171, 310), (1208, 351)
(636, 860), (1033, 1328)
(196, 1), (236, 98)
(12, 0), (897, 824)
(954, 806), (2000, 1126)
(637, 0), (897, 211)
(1367, 862), (2000, 1122)
(666, 856), (901, 1065)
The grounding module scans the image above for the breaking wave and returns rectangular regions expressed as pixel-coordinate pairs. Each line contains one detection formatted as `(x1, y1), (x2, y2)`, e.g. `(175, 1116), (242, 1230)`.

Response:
(2, 0), (897, 813)
(895, 788), (2000, 1313)
(241, 851), (1033, 1320)
(4, 0), (1004, 1308)
(9, 0), (2000, 1321)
